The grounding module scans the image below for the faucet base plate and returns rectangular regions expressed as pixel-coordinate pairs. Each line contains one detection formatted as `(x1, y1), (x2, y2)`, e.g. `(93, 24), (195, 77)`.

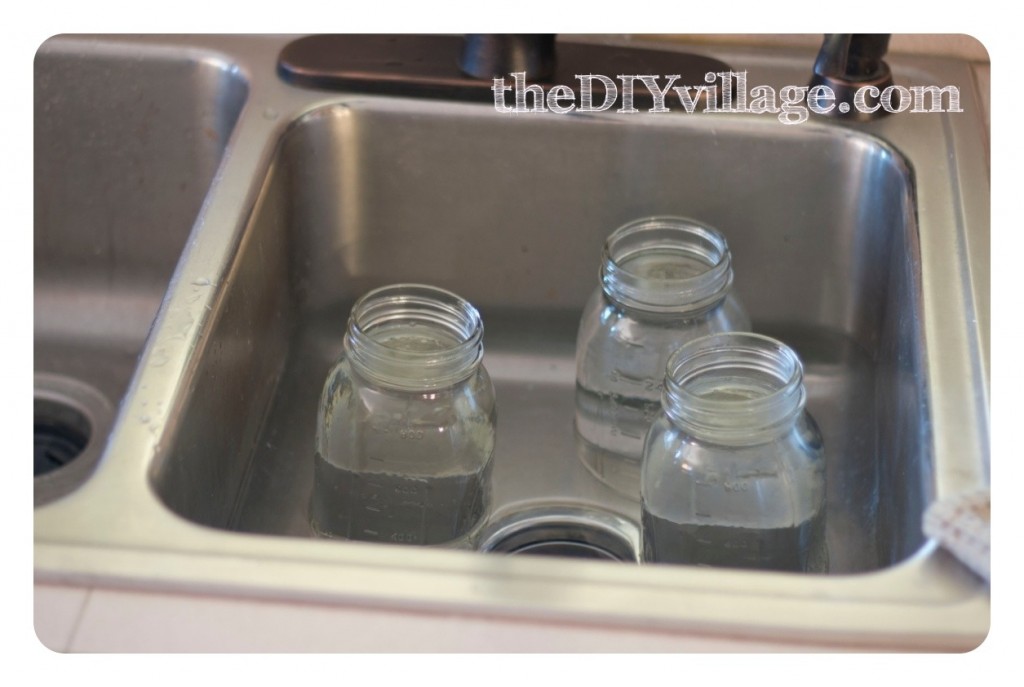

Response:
(277, 34), (733, 111)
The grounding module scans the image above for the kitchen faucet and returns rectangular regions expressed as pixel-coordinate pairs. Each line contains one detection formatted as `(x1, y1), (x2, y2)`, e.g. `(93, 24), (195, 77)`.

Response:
(809, 33), (893, 121)
(458, 34), (556, 80)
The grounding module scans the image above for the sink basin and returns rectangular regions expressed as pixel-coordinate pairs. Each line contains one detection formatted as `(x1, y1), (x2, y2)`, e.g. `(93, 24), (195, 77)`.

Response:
(33, 36), (247, 503)
(155, 99), (923, 575)
(34, 35), (990, 650)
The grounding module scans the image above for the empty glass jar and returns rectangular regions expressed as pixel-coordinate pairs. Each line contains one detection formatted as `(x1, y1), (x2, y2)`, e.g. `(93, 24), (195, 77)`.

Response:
(575, 216), (750, 497)
(640, 333), (827, 572)
(311, 284), (496, 548)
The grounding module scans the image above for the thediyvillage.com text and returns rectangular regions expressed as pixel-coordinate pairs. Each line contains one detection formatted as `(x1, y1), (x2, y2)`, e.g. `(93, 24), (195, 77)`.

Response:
(491, 71), (963, 124)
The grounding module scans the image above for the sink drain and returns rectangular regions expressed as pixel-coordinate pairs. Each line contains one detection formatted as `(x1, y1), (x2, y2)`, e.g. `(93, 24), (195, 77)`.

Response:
(34, 373), (114, 507)
(507, 539), (624, 561)
(479, 506), (639, 563)
(35, 398), (91, 477)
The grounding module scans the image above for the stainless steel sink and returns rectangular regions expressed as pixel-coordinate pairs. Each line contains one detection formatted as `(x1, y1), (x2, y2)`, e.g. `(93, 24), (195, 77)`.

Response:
(34, 35), (990, 650)
(34, 36), (247, 504)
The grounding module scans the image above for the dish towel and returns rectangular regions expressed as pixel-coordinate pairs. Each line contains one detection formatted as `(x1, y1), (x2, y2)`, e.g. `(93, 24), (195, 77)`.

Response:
(923, 488), (990, 582)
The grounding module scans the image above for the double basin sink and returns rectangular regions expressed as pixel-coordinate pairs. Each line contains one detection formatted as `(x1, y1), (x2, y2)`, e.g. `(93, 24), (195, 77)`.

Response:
(34, 34), (990, 649)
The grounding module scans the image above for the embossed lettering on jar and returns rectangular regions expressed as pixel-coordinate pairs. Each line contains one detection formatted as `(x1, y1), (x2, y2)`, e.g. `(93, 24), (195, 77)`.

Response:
(312, 284), (496, 547)
(575, 217), (750, 497)
(640, 333), (827, 573)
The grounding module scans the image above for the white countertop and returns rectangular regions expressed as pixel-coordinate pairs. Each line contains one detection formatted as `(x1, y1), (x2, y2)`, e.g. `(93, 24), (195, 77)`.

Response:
(35, 582), (816, 652)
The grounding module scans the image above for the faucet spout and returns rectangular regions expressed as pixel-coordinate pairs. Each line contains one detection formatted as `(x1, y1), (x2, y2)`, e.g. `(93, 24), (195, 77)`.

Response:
(458, 34), (556, 81)
(809, 33), (893, 121)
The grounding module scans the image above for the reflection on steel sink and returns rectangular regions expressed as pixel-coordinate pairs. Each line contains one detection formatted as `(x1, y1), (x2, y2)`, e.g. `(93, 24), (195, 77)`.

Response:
(34, 35), (990, 650)
(156, 101), (922, 576)
(33, 36), (247, 504)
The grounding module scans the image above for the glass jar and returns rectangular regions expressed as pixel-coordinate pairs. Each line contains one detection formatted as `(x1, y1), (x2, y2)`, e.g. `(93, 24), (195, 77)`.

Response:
(640, 333), (827, 572)
(574, 217), (750, 498)
(311, 284), (496, 548)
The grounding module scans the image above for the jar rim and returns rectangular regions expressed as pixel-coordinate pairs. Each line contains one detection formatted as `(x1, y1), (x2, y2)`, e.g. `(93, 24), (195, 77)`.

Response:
(662, 332), (806, 444)
(600, 216), (734, 314)
(345, 284), (484, 390)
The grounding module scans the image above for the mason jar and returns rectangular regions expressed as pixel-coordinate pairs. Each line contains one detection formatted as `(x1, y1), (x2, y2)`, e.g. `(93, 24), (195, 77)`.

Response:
(575, 216), (750, 498)
(640, 333), (827, 572)
(311, 284), (496, 548)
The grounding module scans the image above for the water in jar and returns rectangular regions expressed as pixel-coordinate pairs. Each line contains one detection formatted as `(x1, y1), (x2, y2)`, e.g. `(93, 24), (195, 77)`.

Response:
(312, 284), (496, 548)
(574, 217), (750, 497)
